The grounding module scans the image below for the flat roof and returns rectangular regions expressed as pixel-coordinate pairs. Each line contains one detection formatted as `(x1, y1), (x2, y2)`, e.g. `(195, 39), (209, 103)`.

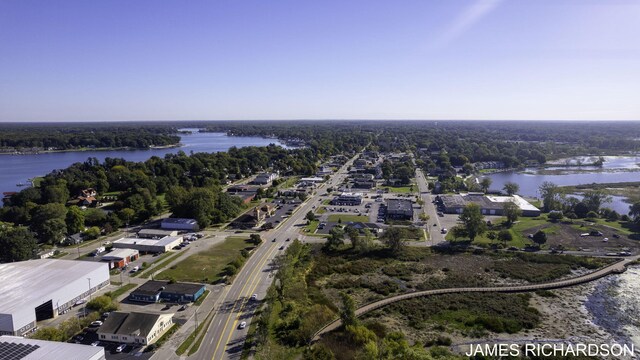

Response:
(0, 259), (108, 315)
(386, 198), (413, 213)
(0, 336), (104, 360)
(132, 280), (205, 296)
(114, 236), (182, 247)
(137, 229), (177, 235)
(101, 248), (138, 260)
(338, 192), (363, 197)
(486, 195), (540, 212)
(161, 218), (197, 225)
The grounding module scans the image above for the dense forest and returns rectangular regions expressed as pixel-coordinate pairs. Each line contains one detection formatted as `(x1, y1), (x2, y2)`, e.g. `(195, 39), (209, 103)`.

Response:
(0, 122), (180, 150)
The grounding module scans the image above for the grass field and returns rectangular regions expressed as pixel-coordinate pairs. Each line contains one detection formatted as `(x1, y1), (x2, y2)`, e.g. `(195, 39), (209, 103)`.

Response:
(107, 283), (137, 300)
(315, 206), (327, 214)
(156, 236), (253, 283)
(305, 220), (320, 233)
(385, 185), (415, 193)
(327, 214), (370, 223)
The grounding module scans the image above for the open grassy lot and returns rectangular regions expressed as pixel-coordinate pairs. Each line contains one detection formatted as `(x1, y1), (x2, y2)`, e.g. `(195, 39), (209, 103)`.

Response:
(447, 214), (640, 251)
(384, 185), (415, 193)
(156, 235), (254, 283)
(327, 214), (369, 223)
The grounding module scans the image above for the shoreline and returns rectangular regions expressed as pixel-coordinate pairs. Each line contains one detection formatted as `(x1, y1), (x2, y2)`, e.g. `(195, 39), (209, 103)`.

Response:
(0, 143), (182, 156)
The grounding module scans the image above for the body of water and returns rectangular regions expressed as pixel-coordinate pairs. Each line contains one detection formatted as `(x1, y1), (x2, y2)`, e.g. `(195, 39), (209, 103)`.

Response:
(486, 156), (640, 215)
(586, 266), (640, 349)
(0, 130), (286, 194)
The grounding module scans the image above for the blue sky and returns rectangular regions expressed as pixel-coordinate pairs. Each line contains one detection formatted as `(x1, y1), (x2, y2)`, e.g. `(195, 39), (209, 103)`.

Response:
(1, 0), (639, 121)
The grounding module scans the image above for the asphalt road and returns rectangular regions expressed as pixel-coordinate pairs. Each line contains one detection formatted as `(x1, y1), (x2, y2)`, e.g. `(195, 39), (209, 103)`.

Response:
(415, 169), (448, 245)
(192, 154), (359, 360)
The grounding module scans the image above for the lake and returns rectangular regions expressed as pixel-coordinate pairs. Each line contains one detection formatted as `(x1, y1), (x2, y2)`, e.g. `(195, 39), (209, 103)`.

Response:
(485, 156), (640, 214)
(0, 130), (286, 194)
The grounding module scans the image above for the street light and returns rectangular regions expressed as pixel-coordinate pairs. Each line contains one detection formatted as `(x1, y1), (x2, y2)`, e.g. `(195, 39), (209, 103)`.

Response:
(87, 278), (92, 300)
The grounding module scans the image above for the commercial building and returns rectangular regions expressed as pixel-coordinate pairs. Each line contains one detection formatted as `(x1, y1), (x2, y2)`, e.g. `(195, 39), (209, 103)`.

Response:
(438, 194), (541, 217)
(137, 229), (178, 239)
(0, 335), (105, 360)
(386, 199), (414, 220)
(331, 192), (363, 206)
(161, 218), (198, 231)
(112, 236), (183, 254)
(97, 312), (174, 346)
(129, 280), (206, 303)
(101, 248), (139, 269)
(129, 280), (205, 303)
(0, 259), (110, 336)
(251, 172), (278, 185)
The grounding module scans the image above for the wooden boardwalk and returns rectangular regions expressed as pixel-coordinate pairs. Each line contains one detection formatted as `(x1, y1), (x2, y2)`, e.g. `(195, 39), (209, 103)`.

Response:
(311, 255), (638, 342)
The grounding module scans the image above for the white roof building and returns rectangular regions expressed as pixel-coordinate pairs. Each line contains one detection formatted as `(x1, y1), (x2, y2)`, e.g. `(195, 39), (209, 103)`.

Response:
(0, 259), (110, 336)
(112, 236), (183, 253)
(0, 335), (105, 360)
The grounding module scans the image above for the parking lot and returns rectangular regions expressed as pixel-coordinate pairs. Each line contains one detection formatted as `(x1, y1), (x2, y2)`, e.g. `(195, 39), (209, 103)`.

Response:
(70, 329), (151, 360)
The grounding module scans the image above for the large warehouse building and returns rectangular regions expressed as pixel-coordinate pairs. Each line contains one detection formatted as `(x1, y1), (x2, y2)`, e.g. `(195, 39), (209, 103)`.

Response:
(0, 259), (110, 336)
(438, 194), (541, 217)
(0, 335), (105, 360)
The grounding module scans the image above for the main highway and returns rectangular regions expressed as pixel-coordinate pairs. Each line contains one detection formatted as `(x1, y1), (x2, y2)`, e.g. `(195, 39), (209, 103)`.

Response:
(193, 153), (358, 360)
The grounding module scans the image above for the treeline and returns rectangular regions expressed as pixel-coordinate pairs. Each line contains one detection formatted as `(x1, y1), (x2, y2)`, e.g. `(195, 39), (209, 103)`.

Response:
(0, 122), (180, 150)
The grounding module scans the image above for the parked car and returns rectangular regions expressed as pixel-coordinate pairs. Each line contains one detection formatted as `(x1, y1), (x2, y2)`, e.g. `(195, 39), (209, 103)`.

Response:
(91, 341), (100, 346)
(90, 321), (103, 327)
(179, 304), (188, 311)
(238, 321), (247, 329)
(116, 344), (126, 353)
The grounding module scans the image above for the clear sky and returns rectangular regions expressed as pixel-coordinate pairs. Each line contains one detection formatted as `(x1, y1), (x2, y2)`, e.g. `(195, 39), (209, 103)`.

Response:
(1, 0), (639, 121)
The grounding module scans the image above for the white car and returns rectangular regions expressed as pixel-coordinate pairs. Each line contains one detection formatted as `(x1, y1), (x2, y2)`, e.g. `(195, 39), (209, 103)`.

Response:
(238, 321), (247, 329)
(116, 344), (126, 353)
(90, 320), (103, 327)
(251, 294), (258, 301)
(603, 238), (609, 242)
(91, 341), (100, 346)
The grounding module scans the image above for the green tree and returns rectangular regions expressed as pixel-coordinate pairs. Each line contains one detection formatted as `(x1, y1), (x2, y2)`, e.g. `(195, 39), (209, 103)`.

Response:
(630, 202), (640, 222)
(117, 208), (135, 225)
(324, 227), (344, 250)
(339, 292), (358, 327)
(0, 222), (38, 262)
(498, 229), (513, 243)
(381, 226), (407, 253)
(480, 177), (492, 193)
(345, 226), (360, 249)
(83, 226), (101, 240)
(532, 230), (547, 247)
(305, 211), (316, 221)
(40, 218), (67, 244)
(249, 233), (263, 245)
(539, 181), (563, 212)
(303, 344), (335, 360)
(502, 201), (521, 226)
(86, 295), (118, 313)
(65, 206), (85, 234)
(503, 182), (520, 196)
(458, 203), (486, 241)
(582, 190), (612, 213)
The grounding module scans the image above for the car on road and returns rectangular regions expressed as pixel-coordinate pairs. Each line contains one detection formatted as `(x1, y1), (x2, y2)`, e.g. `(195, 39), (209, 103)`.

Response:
(286, 238), (290, 241)
(279, 246), (285, 250)
(251, 294), (258, 301)
(116, 344), (126, 353)
(272, 239), (276, 242)
(603, 238), (608, 242)
(440, 228), (447, 234)
(238, 321), (247, 329)
(613, 234), (620, 238)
